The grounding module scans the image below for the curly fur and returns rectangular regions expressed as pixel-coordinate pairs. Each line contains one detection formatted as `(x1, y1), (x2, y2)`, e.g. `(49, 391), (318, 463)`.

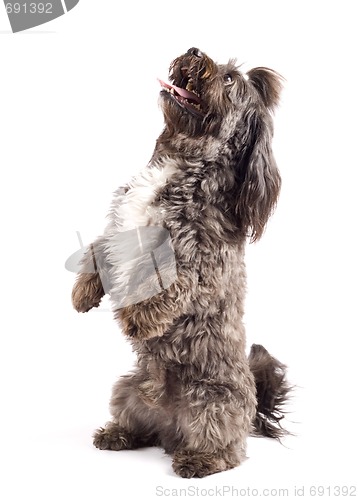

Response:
(248, 344), (291, 439)
(72, 48), (290, 478)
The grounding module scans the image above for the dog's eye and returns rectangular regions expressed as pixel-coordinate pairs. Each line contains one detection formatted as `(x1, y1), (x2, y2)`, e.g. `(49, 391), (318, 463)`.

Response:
(224, 74), (233, 84)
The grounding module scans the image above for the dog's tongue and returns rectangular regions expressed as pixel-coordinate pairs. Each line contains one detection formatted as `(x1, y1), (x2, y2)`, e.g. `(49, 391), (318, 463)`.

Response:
(158, 79), (201, 104)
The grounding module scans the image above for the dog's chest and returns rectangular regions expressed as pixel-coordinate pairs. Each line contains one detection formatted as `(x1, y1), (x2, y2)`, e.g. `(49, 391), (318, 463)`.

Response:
(115, 160), (177, 230)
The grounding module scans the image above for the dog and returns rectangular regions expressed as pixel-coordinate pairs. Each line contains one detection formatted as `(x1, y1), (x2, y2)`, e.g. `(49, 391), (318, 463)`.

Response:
(72, 47), (290, 478)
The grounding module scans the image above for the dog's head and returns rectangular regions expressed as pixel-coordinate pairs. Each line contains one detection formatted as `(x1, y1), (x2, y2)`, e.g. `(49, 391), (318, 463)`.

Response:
(159, 48), (283, 241)
(160, 47), (281, 138)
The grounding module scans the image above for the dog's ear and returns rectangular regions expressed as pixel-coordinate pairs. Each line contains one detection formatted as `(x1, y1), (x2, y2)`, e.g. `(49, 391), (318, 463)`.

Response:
(247, 67), (283, 110)
(235, 120), (281, 242)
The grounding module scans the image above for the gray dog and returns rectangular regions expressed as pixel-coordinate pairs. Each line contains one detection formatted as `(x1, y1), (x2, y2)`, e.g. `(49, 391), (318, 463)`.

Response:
(72, 48), (290, 478)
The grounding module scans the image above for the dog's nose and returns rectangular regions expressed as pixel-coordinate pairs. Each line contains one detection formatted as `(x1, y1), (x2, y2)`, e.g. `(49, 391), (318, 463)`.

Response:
(187, 47), (203, 58)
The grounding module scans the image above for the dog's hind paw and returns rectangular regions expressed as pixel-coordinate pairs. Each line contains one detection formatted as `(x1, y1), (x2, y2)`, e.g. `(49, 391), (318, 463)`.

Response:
(172, 450), (231, 478)
(93, 425), (131, 451)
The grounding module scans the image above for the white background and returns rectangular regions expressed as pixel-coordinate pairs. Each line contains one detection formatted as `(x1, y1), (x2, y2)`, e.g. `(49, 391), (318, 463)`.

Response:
(1, 1), (357, 498)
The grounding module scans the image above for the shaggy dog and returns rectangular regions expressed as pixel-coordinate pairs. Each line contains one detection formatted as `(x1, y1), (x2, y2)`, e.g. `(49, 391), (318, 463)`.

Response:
(72, 48), (290, 478)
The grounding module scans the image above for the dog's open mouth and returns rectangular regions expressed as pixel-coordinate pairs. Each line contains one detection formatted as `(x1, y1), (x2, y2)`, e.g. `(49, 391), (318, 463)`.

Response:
(159, 79), (203, 116)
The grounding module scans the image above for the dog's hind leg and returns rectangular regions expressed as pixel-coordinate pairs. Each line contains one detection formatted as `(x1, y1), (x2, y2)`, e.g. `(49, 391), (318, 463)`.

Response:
(93, 420), (159, 451)
(172, 445), (243, 479)
(170, 378), (257, 478)
(93, 369), (162, 451)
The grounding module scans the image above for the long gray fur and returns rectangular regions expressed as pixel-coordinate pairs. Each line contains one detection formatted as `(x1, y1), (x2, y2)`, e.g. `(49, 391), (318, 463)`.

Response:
(72, 47), (290, 478)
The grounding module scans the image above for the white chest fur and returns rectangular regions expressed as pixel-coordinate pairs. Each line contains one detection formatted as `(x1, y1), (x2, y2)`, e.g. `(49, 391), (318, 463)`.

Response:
(105, 158), (178, 308)
(114, 158), (177, 231)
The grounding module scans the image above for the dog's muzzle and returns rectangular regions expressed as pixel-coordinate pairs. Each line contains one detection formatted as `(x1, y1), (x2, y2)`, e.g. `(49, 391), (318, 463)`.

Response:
(186, 47), (203, 58)
(181, 47), (214, 81)
(159, 48), (215, 116)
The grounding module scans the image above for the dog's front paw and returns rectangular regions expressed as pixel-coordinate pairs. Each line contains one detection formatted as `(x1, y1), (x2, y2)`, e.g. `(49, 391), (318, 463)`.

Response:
(126, 322), (165, 341)
(116, 307), (166, 341)
(72, 274), (104, 313)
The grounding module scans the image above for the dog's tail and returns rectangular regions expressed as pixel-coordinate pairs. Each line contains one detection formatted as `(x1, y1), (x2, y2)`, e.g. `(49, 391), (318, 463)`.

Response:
(248, 344), (291, 439)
